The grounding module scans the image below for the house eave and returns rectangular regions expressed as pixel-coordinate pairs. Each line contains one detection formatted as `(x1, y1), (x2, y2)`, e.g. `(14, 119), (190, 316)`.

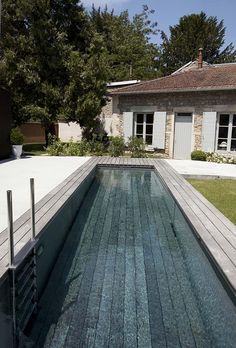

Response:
(111, 86), (236, 96)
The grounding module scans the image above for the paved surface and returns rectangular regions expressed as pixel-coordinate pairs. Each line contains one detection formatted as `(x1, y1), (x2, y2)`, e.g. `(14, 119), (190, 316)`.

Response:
(165, 159), (236, 178)
(0, 156), (90, 233)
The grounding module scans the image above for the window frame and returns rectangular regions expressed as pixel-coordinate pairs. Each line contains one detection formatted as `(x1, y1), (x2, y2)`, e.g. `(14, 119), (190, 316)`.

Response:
(134, 112), (154, 146)
(216, 113), (236, 153)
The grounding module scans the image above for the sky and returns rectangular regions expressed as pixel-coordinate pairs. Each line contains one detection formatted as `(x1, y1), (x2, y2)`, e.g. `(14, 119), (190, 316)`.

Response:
(81, 0), (236, 48)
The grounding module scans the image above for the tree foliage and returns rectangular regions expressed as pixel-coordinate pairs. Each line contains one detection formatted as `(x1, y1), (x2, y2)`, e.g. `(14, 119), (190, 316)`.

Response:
(90, 5), (160, 81)
(0, 0), (108, 143)
(159, 12), (236, 75)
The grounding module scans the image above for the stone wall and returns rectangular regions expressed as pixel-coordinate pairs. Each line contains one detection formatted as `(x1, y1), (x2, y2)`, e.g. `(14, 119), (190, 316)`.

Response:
(99, 95), (123, 136)
(118, 90), (236, 112)
(116, 90), (236, 156)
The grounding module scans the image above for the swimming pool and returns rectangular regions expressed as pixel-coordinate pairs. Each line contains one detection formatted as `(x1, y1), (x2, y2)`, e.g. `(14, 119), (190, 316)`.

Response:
(24, 168), (236, 347)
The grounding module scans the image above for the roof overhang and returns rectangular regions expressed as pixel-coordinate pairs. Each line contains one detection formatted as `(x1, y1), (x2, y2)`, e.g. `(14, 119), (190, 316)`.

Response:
(111, 86), (236, 96)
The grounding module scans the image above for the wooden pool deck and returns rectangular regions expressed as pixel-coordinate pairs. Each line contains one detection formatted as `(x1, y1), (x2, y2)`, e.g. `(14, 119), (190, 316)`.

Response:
(0, 157), (236, 298)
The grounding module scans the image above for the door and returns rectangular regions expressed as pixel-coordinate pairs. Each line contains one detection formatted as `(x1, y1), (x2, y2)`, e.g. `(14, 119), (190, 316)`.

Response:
(174, 113), (192, 159)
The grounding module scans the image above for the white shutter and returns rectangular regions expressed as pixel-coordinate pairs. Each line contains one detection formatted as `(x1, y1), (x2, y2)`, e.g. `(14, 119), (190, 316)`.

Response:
(202, 112), (217, 152)
(153, 112), (166, 149)
(123, 112), (133, 143)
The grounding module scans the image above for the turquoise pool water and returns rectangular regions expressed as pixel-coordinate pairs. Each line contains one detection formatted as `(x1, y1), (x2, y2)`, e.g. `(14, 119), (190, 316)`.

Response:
(26, 168), (236, 347)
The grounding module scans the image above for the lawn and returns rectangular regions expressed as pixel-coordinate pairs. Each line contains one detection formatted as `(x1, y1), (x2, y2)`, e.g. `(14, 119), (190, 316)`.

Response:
(188, 179), (236, 225)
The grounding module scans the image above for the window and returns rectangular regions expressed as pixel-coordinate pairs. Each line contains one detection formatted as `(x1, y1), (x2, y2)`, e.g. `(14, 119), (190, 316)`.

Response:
(217, 114), (236, 152)
(135, 113), (154, 145)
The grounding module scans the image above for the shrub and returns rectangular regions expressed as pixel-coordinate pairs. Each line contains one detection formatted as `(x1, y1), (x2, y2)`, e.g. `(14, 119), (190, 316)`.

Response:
(108, 136), (125, 157)
(88, 134), (105, 156)
(77, 139), (89, 156)
(47, 137), (90, 156)
(206, 152), (236, 164)
(191, 150), (207, 161)
(63, 138), (80, 156)
(46, 137), (64, 156)
(10, 127), (24, 145)
(128, 136), (147, 158)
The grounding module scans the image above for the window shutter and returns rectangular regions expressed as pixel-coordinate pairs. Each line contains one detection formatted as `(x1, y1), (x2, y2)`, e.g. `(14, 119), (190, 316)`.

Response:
(153, 112), (166, 149)
(123, 112), (133, 143)
(202, 112), (217, 152)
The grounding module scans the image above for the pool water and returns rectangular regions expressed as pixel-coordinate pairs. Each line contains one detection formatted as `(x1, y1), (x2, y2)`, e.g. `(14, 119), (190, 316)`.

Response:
(27, 169), (236, 347)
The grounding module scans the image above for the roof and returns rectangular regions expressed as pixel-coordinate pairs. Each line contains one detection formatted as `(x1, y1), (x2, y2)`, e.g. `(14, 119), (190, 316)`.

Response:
(111, 62), (236, 95)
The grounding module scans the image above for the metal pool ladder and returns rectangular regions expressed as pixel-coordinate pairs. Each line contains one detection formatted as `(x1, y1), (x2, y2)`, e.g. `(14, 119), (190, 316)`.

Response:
(7, 179), (38, 346)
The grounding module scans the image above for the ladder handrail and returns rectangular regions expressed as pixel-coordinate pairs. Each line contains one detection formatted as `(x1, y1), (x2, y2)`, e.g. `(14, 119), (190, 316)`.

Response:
(7, 190), (14, 267)
(30, 178), (36, 241)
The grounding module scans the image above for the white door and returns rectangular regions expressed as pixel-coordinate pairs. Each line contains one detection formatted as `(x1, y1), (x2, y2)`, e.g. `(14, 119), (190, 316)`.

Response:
(174, 113), (192, 159)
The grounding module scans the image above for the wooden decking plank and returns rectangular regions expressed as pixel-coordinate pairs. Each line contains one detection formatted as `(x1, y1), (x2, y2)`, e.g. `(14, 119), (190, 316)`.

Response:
(153, 161), (236, 292)
(160, 160), (236, 238)
(0, 157), (97, 247)
(156, 161), (236, 265)
(0, 157), (97, 250)
(0, 159), (98, 270)
(119, 157), (124, 165)
(0, 158), (97, 245)
(125, 158), (131, 165)
(163, 160), (236, 233)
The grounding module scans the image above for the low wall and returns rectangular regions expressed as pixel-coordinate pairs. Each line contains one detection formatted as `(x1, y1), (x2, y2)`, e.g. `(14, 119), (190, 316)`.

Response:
(20, 123), (59, 144)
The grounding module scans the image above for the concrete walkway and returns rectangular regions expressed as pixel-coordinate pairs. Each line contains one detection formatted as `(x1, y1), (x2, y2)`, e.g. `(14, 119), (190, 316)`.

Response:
(165, 159), (236, 179)
(0, 156), (90, 233)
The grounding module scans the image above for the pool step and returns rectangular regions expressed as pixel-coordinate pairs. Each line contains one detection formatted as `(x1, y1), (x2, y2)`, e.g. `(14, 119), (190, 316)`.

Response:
(9, 245), (38, 345)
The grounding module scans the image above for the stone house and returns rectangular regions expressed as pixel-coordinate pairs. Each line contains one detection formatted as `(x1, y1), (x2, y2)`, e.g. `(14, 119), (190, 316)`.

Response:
(110, 51), (236, 159)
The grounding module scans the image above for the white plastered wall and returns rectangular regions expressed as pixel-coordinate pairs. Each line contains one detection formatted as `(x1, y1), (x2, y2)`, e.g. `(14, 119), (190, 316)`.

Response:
(58, 122), (83, 142)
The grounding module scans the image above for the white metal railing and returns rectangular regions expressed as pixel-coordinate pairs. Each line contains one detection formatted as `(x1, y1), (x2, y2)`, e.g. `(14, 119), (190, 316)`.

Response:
(7, 178), (36, 266)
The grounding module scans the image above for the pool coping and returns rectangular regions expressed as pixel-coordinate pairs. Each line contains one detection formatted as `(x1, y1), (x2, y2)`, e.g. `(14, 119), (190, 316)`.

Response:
(0, 157), (236, 300)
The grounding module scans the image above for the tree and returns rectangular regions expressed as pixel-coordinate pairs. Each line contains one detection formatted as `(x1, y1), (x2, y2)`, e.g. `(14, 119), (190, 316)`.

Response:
(159, 12), (236, 75)
(90, 5), (160, 81)
(0, 0), (108, 144)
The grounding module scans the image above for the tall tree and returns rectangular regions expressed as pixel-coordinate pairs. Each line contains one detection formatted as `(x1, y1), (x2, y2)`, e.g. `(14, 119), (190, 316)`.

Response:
(0, 0), (108, 144)
(90, 5), (160, 81)
(159, 12), (236, 75)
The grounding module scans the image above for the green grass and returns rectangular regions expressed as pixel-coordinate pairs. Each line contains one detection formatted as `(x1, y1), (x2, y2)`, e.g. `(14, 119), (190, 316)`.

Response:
(188, 179), (236, 225)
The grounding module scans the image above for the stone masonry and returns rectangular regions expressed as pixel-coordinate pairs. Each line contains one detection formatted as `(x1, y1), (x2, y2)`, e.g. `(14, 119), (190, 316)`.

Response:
(115, 90), (236, 156)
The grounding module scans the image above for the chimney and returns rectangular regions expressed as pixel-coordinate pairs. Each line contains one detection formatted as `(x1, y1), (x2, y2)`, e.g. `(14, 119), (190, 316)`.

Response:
(198, 48), (203, 69)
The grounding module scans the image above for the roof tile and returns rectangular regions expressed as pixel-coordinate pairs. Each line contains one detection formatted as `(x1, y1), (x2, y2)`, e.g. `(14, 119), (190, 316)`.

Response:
(111, 64), (236, 95)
